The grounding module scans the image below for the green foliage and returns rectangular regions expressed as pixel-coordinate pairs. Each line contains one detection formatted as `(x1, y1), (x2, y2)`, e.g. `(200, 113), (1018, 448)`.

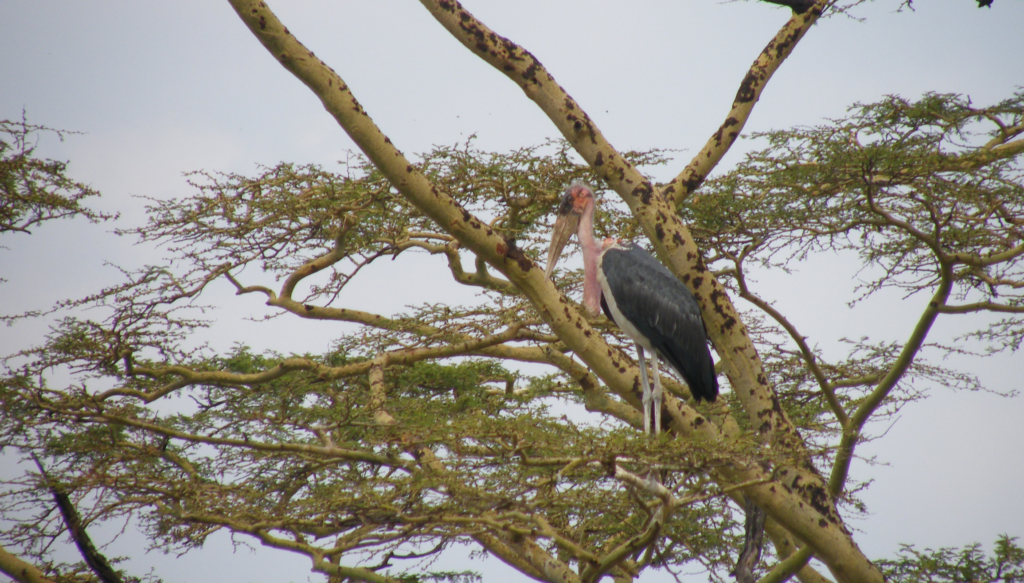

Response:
(692, 92), (1024, 347)
(2, 93), (1021, 582)
(396, 571), (481, 583)
(876, 535), (1024, 582)
(0, 116), (116, 236)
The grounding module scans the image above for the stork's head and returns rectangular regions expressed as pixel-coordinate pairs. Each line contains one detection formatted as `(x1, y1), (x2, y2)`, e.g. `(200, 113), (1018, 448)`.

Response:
(545, 183), (594, 278)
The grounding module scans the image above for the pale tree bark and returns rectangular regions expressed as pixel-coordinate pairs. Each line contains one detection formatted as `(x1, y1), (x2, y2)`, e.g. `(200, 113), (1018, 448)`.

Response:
(0, 545), (57, 583)
(224, 1), (884, 582)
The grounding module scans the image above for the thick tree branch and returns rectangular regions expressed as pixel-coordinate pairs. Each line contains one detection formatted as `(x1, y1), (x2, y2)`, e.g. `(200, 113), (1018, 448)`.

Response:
(312, 558), (404, 583)
(937, 302), (1024, 314)
(763, 521), (830, 583)
(32, 457), (124, 583)
(735, 498), (767, 583)
(759, 546), (814, 583)
(663, 3), (824, 204)
(0, 544), (58, 583)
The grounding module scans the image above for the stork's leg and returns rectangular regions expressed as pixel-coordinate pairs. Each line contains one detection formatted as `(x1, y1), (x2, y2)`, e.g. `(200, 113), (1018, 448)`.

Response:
(636, 344), (652, 435)
(651, 353), (664, 434)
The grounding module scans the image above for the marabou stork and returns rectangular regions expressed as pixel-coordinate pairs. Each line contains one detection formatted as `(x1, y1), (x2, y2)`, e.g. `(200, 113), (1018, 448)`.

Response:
(545, 183), (718, 434)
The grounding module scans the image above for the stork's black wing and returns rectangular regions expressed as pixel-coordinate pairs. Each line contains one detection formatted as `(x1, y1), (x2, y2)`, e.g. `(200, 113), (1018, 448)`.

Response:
(600, 244), (719, 402)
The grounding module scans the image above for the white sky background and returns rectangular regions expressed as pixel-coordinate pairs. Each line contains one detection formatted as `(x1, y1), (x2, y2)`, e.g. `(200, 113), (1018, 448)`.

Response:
(1, 1), (1023, 581)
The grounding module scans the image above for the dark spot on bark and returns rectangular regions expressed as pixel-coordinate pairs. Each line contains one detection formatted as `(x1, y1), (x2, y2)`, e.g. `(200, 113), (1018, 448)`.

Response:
(709, 289), (727, 316)
(632, 183), (655, 205)
(584, 329), (591, 337)
(655, 223), (665, 242)
(819, 519), (828, 528)
(771, 395), (786, 415)
(595, 152), (603, 166)
(258, 15), (267, 29)
(805, 483), (839, 524)
(496, 241), (508, 256)
(283, 27), (290, 35)
(523, 62), (539, 83)
(681, 273), (691, 283)
(506, 246), (534, 272)
(384, 136), (391, 144)
(304, 304), (314, 312)
(692, 256), (708, 273)
(724, 117), (739, 128)
(735, 71), (758, 103)
(684, 172), (705, 194)
(692, 277), (704, 289)
(722, 315), (736, 331)
(694, 417), (704, 426)
(564, 98), (575, 110)
(772, 25), (805, 59)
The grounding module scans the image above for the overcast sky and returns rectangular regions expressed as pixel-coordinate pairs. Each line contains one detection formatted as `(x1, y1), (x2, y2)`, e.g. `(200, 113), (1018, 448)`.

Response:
(2, 1), (1023, 582)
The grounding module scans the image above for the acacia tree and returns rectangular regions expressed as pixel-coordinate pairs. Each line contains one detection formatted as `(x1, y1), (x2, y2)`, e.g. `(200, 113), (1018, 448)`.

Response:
(0, 118), (115, 237)
(1, 2), (1022, 583)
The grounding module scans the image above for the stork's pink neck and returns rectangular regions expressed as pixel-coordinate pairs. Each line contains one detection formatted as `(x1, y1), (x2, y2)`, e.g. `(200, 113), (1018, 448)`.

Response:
(578, 198), (603, 317)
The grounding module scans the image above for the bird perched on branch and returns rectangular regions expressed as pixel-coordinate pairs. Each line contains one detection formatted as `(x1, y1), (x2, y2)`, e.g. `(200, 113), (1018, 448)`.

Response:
(545, 183), (718, 433)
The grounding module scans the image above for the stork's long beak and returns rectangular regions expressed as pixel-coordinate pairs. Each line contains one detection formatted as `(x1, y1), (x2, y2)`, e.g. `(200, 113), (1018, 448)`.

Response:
(545, 208), (581, 278)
